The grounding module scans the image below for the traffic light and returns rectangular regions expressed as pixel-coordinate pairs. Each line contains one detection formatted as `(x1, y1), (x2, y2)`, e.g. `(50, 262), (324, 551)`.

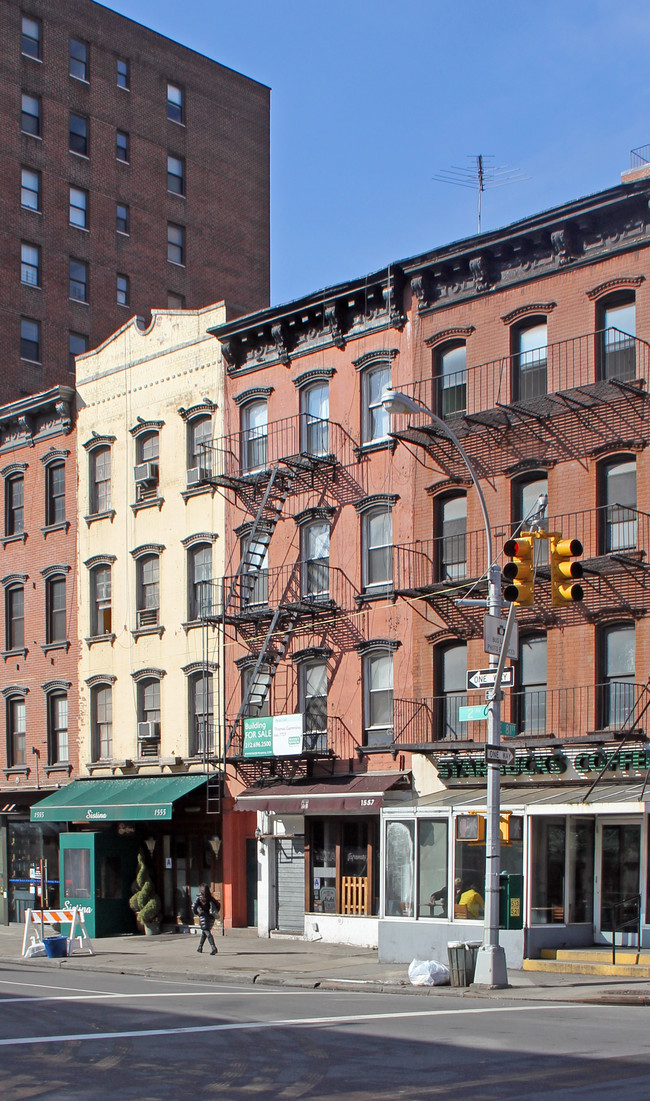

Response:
(550, 535), (584, 604)
(502, 535), (534, 605)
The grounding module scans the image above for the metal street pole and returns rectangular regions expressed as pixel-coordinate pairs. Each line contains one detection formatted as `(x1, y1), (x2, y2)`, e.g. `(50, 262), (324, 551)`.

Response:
(381, 388), (508, 987)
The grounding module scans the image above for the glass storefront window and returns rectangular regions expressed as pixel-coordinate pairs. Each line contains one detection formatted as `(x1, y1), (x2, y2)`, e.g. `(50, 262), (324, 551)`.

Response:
(385, 820), (414, 916)
(531, 817), (566, 923)
(418, 819), (448, 917)
(312, 820), (337, 914)
(63, 847), (91, 899)
(569, 818), (594, 924)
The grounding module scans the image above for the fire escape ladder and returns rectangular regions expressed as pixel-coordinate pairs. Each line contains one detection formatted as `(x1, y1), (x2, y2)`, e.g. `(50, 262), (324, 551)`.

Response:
(225, 604), (300, 755)
(223, 462), (292, 616)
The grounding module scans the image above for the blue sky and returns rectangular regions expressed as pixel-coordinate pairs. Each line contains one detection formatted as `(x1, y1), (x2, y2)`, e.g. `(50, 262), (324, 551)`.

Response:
(108, 0), (650, 307)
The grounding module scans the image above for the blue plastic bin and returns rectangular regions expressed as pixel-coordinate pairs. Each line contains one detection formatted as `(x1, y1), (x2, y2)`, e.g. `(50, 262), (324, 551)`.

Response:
(44, 935), (68, 958)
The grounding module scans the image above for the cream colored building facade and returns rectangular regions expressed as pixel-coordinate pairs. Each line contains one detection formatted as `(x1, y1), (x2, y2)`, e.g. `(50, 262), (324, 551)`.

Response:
(76, 304), (225, 776)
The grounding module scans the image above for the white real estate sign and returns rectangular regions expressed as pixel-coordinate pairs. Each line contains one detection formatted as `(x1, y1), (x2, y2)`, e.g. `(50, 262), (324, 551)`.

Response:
(243, 713), (304, 758)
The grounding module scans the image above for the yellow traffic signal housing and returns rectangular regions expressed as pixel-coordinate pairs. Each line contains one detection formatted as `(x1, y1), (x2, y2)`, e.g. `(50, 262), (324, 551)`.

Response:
(502, 534), (534, 605)
(550, 535), (584, 605)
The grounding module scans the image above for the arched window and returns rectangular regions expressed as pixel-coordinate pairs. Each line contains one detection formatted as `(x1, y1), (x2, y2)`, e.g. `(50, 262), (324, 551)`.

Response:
(45, 462), (65, 526)
(187, 414), (212, 478)
(361, 362), (391, 443)
(301, 380), (329, 455)
(362, 505), (393, 591)
(241, 400), (268, 472)
(188, 543), (212, 620)
(598, 293), (636, 381)
(6, 693), (26, 766)
(302, 520), (330, 599)
(5, 584), (24, 652)
(515, 633), (547, 735)
(436, 642), (467, 740)
(189, 671), (214, 756)
(136, 554), (160, 628)
(46, 575), (66, 643)
(300, 659), (328, 751)
(137, 678), (161, 756)
(435, 494), (467, 581)
(91, 683), (112, 761)
(90, 564), (112, 636)
(434, 342), (466, 419)
(600, 623), (635, 730)
(512, 318), (547, 401)
(5, 474), (24, 537)
(600, 455), (636, 553)
(89, 445), (111, 515)
(363, 648), (393, 745)
(134, 430), (159, 500)
(512, 473), (548, 564)
(47, 691), (69, 764)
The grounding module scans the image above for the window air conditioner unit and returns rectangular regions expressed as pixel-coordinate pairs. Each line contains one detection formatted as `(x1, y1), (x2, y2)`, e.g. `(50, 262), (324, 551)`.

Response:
(134, 462), (158, 485)
(137, 721), (160, 740)
(187, 466), (209, 487)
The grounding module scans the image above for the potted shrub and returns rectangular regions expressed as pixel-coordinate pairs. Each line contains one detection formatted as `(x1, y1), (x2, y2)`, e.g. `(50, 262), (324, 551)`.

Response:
(129, 851), (162, 935)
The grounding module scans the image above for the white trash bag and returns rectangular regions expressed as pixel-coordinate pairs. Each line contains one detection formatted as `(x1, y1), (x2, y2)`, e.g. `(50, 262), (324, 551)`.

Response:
(24, 941), (47, 958)
(408, 958), (450, 986)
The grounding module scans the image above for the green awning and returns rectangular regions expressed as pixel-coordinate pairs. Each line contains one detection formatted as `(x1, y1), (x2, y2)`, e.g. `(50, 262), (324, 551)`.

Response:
(30, 776), (206, 823)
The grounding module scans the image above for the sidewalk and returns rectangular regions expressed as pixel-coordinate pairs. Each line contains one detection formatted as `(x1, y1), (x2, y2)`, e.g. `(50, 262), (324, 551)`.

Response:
(1, 923), (650, 1006)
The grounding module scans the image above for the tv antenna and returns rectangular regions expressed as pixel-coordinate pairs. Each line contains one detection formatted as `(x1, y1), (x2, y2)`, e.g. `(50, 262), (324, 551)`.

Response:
(433, 154), (529, 234)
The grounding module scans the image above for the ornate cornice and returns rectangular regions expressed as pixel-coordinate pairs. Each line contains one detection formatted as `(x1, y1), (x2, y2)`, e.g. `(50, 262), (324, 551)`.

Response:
(505, 459), (554, 478)
(586, 276), (645, 301)
(425, 326), (475, 348)
(83, 433), (115, 453)
(85, 674), (117, 687)
(40, 564), (71, 578)
(131, 667), (166, 682)
(178, 400), (217, 422)
(1, 573), (28, 588)
(291, 646), (333, 664)
(1, 685), (28, 699)
(129, 418), (165, 438)
(1, 463), (27, 479)
(40, 448), (70, 466)
(501, 303), (557, 325)
(233, 386), (273, 407)
(42, 679), (71, 694)
(425, 477), (471, 499)
(425, 628), (468, 646)
(130, 543), (165, 559)
(181, 532), (218, 548)
(355, 638), (401, 656)
(293, 368), (336, 390)
(352, 349), (399, 371)
(84, 554), (116, 569)
(355, 493), (399, 515)
(182, 661), (218, 676)
(293, 506), (336, 527)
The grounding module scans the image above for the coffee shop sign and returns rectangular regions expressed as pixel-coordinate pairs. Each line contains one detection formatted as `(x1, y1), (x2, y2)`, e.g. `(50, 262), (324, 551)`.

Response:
(438, 747), (650, 783)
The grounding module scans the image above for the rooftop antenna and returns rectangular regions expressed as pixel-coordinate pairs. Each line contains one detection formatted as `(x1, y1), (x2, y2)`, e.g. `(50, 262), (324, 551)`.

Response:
(432, 154), (529, 234)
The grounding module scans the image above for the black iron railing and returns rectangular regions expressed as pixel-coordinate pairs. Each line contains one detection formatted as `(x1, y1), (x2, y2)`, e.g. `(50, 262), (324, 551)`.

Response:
(206, 416), (359, 482)
(208, 561), (358, 620)
(225, 714), (358, 760)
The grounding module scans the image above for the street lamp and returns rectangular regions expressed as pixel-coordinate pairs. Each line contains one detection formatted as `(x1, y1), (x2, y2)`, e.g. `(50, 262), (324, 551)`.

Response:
(381, 387), (509, 987)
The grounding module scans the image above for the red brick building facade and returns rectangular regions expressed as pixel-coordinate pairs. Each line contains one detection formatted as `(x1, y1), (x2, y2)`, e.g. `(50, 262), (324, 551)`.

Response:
(0, 0), (269, 402)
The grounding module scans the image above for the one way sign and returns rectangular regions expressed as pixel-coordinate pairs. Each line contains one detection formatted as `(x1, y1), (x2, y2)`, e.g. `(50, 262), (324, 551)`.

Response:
(467, 667), (515, 690)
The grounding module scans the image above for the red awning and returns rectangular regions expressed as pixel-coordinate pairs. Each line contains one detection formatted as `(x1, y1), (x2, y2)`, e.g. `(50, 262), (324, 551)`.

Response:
(234, 772), (409, 814)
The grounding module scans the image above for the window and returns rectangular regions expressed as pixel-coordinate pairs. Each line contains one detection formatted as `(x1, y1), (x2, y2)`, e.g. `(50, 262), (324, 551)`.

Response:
(69, 332), (87, 372)
(601, 623), (635, 729)
(117, 273), (129, 306)
(437, 643), (467, 740)
(515, 633), (547, 734)
(20, 242), (39, 286)
(168, 291), (185, 309)
(513, 319), (547, 401)
(134, 431), (159, 499)
(436, 494), (467, 582)
(69, 113), (88, 155)
(241, 400), (267, 472)
(21, 93), (40, 136)
(385, 819), (414, 916)
(116, 57), (129, 88)
(241, 532), (268, 607)
(21, 167), (40, 210)
(69, 38), (88, 80)
(435, 342), (466, 418)
(92, 684), (112, 760)
(5, 475), (24, 536)
(599, 295), (636, 381)
(513, 474), (548, 565)
(167, 222), (184, 265)
(363, 506), (393, 590)
(242, 665), (271, 718)
(301, 381), (329, 455)
(167, 155), (184, 195)
(137, 554), (160, 628)
(301, 660), (327, 751)
(116, 202), (129, 234)
(8, 698), (26, 766)
(419, 819), (449, 918)
(21, 16), (41, 59)
(138, 679), (161, 732)
(20, 317), (40, 361)
(116, 130), (129, 162)
(5, 586), (24, 651)
(189, 672), (213, 755)
(361, 362), (391, 443)
(48, 693), (68, 764)
(188, 415), (212, 477)
(188, 543), (212, 620)
(91, 565), (111, 636)
(69, 186), (88, 228)
(45, 463), (65, 526)
(602, 457), (636, 553)
(69, 258), (88, 302)
(167, 82), (184, 123)
(311, 818), (377, 916)
(90, 446), (111, 514)
(363, 650), (393, 745)
(47, 576), (66, 643)
(302, 521), (330, 599)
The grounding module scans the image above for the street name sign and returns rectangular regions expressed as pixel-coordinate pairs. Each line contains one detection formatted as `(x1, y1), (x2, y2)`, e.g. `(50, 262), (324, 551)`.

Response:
(501, 721), (517, 739)
(483, 614), (518, 660)
(458, 704), (489, 722)
(467, 667), (515, 690)
(485, 744), (516, 766)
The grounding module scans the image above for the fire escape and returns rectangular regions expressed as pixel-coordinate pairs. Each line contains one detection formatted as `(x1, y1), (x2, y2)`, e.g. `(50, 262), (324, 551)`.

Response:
(199, 413), (360, 789)
(387, 328), (650, 750)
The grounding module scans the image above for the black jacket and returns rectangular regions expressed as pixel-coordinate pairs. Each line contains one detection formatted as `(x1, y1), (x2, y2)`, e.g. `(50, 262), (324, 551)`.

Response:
(193, 893), (219, 930)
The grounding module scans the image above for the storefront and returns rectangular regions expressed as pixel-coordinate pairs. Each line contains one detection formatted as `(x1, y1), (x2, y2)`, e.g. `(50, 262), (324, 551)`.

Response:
(379, 745), (650, 968)
(29, 776), (222, 934)
(235, 771), (411, 946)
(1, 799), (66, 924)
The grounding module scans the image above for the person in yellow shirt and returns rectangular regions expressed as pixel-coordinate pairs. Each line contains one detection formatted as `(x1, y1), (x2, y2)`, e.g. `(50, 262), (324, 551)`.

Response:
(458, 883), (484, 919)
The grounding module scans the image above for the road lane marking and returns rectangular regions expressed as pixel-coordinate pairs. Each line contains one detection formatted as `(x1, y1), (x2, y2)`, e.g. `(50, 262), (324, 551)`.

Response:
(0, 1003), (589, 1048)
(0, 990), (289, 1005)
(0, 978), (114, 996)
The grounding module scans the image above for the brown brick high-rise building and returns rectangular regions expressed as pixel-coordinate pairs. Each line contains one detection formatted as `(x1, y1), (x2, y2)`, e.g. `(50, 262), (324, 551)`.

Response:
(0, 0), (269, 403)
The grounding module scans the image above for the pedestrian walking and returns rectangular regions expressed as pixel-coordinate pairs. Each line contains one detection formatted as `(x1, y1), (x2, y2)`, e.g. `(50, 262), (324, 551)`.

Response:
(193, 883), (220, 955)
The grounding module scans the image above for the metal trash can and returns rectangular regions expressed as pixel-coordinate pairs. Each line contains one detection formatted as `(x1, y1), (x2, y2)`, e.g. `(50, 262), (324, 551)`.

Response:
(447, 941), (480, 986)
(44, 935), (68, 958)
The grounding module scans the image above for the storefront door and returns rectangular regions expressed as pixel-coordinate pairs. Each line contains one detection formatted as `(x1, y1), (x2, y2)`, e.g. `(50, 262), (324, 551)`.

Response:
(595, 819), (641, 944)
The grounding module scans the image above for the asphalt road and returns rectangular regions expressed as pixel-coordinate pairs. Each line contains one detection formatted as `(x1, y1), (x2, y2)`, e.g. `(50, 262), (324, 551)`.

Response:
(1, 966), (650, 1100)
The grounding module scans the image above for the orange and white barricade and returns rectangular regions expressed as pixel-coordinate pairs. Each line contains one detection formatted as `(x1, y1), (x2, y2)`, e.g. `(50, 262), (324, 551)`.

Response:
(22, 907), (94, 957)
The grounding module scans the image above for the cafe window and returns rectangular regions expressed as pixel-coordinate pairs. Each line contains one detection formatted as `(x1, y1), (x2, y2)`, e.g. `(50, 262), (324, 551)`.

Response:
(530, 817), (566, 924)
(454, 813), (523, 921)
(308, 818), (376, 916)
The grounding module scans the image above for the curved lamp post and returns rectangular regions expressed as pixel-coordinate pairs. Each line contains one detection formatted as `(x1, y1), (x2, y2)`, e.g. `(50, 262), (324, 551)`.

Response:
(381, 387), (508, 988)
